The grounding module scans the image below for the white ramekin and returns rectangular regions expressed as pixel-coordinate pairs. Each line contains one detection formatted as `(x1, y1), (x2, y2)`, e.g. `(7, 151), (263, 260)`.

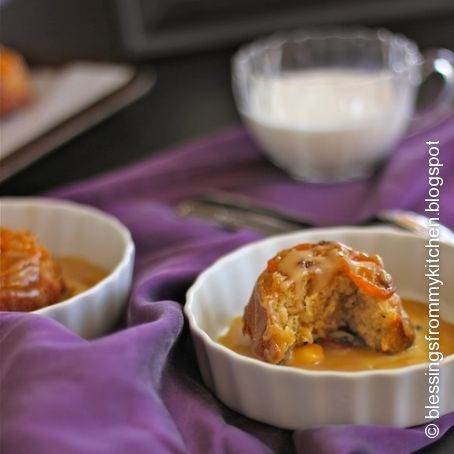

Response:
(185, 227), (454, 429)
(1, 197), (135, 339)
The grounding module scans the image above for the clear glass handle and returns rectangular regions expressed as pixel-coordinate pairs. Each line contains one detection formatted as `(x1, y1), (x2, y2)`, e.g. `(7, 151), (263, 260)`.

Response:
(409, 48), (454, 134)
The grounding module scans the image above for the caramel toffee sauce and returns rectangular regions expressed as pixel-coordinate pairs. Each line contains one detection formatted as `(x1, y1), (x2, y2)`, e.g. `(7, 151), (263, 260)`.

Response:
(218, 300), (454, 371)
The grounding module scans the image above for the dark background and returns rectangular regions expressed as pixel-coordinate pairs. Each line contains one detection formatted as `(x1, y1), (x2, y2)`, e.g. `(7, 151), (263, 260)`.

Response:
(1, 1), (454, 196)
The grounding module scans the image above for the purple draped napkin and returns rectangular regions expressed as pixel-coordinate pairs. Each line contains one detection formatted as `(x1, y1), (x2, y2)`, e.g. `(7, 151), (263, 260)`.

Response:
(1, 118), (454, 454)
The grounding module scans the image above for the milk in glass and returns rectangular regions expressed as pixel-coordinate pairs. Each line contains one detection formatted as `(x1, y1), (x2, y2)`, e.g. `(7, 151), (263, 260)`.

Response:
(244, 69), (414, 181)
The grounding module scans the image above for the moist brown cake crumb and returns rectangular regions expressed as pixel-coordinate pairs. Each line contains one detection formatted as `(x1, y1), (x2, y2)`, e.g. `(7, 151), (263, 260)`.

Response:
(243, 241), (415, 364)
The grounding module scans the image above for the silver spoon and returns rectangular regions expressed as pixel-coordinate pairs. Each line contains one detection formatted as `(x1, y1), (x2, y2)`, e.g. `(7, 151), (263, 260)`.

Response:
(376, 209), (454, 245)
(177, 192), (454, 244)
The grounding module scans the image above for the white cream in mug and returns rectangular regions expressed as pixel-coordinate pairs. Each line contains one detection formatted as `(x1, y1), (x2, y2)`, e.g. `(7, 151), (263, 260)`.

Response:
(244, 69), (414, 181)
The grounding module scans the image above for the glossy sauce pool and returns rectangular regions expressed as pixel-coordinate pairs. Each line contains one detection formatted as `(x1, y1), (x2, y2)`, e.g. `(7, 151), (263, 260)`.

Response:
(218, 300), (454, 371)
(57, 256), (108, 301)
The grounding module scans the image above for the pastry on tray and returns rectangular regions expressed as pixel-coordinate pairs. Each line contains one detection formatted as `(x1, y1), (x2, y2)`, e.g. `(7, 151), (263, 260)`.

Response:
(0, 46), (33, 117)
(243, 241), (415, 364)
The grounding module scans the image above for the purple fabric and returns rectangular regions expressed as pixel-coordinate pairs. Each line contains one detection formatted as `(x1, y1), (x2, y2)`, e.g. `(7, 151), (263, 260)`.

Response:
(1, 118), (453, 454)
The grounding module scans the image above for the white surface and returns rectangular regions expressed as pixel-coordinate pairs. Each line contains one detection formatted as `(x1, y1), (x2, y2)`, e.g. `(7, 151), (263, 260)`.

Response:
(185, 227), (454, 429)
(0, 63), (134, 159)
(1, 198), (135, 339)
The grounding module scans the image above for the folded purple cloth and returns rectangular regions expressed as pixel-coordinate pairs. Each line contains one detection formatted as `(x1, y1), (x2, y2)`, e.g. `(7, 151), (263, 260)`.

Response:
(1, 118), (453, 454)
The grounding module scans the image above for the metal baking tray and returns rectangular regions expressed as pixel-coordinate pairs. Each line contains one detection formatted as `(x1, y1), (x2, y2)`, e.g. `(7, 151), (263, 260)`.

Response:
(0, 64), (154, 183)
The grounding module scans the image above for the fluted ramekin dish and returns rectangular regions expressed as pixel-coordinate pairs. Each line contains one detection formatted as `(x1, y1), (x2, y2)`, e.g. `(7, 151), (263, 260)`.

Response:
(1, 197), (134, 339)
(185, 227), (454, 429)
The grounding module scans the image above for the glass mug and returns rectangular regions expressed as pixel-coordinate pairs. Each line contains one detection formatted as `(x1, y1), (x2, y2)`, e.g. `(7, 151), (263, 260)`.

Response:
(232, 28), (454, 183)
